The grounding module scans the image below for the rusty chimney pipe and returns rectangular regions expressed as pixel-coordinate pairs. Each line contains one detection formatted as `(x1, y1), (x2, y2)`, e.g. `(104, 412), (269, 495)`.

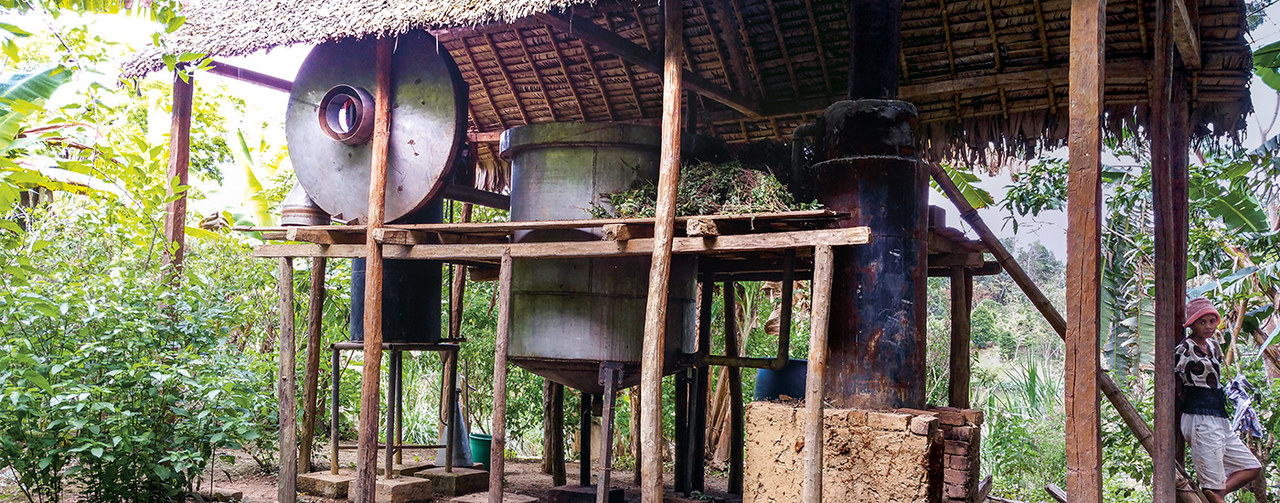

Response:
(812, 0), (927, 410)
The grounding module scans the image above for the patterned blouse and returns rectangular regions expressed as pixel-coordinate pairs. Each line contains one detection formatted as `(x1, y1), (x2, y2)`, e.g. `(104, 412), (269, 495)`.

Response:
(1174, 338), (1229, 418)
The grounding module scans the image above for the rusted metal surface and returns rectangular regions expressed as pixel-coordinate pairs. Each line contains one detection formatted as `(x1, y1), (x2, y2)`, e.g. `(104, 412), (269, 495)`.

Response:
(812, 99), (927, 409)
(286, 30), (468, 223)
(846, 0), (902, 100)
(502, 122), (697, 393)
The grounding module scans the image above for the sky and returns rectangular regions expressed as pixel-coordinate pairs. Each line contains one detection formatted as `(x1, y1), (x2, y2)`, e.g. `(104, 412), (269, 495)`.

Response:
(17, 6), (1280, 258)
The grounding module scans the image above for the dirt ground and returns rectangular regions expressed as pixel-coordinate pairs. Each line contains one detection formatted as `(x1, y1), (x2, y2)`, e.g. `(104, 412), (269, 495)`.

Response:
(189, 448), (738, 503)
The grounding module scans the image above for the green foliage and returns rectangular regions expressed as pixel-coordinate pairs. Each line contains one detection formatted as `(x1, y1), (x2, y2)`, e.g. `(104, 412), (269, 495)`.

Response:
(971, 300), (1002, 349)
(933, 163), (994, 210)
(591, 161), (819, 218)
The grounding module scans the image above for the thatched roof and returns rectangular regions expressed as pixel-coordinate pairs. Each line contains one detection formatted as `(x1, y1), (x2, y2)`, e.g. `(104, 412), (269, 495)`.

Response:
(122, 0), (1253, 169)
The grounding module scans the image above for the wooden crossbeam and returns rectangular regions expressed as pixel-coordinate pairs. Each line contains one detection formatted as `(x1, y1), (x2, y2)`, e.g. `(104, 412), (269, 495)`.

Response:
(253, 226), (871, 260)
(536, 12), (763, 118)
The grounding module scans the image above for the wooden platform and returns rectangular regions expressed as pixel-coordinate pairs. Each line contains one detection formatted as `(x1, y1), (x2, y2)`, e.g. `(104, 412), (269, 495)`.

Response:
(240, 209), (994, 280)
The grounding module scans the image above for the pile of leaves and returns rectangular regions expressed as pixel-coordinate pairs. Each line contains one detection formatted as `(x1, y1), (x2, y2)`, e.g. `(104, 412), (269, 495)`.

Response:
(591, 161), (820, 218)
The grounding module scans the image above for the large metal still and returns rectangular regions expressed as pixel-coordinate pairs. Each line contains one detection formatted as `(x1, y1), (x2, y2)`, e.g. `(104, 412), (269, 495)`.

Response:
(500, 123), (698, 394)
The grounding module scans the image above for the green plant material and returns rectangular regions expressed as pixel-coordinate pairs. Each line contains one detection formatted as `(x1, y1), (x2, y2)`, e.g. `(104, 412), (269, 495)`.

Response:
(0, 65), (72, 153)
(589, 161), (819, 218)
(933, 163), (994, 210)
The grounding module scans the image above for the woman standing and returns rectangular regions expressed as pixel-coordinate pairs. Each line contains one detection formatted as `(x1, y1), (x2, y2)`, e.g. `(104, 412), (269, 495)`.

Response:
(1176, 297), (1262, 502)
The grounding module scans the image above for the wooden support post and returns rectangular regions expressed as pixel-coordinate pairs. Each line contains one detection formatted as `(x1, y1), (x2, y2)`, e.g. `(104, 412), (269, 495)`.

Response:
(1151, 0), (1180, 498)
(724, 282), (744, 495)
(354, 36), (395, 503)
(163, 70), (193, 273)
(300, 257), (327, 474)
(801, 245), (835, 503)
(948, 266), (972, 409)
(277, 257), (298, 503)
(639, 0), (684, 500)
(1171, 69), (1192, 475)
(1067, 0), (1105, 499)
(542, 380), (567, 485)
(489, 249), (514, 503)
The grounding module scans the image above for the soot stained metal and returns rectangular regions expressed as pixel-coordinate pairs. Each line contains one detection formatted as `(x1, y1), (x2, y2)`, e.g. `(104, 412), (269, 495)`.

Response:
(500, 122), (698, 394)
(808, 0), (927, 409)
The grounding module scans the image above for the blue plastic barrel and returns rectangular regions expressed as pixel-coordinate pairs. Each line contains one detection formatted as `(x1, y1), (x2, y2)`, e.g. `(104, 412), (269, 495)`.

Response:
(753, 359), (808, 401)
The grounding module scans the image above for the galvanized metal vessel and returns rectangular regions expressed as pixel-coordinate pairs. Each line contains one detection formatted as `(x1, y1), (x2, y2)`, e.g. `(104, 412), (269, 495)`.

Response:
(501, 122), (697, 393)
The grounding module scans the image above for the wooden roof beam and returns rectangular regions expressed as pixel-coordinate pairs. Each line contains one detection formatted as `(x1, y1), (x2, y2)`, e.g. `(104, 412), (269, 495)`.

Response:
(1172, 0), (1202, 68)
(537, 12), (764, 118)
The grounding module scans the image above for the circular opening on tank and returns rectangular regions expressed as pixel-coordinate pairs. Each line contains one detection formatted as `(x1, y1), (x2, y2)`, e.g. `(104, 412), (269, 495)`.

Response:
(318, 85), (375, 145)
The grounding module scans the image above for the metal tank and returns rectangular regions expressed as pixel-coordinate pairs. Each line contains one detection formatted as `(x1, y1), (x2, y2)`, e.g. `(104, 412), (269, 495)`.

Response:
(500, 122), (697, 394)
(347, 200), (445, 344)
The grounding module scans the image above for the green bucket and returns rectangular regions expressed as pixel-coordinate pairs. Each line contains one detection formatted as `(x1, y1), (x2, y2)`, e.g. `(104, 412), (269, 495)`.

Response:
(469, 433), (493, 471)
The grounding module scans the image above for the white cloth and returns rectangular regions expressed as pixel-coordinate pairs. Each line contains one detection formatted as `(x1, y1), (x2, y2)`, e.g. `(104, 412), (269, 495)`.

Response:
(1181, 413), (1262, 491)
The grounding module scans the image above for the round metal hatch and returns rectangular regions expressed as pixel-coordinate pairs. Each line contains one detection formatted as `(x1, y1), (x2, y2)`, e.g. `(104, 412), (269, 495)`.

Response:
(285, 31), (468, 224)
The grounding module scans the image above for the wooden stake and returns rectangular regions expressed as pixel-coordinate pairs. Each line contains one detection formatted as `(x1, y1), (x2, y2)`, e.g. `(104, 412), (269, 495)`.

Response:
(640, 0), (684, 500)
(354, 36), (395, 503)
(801, 245), (835, 503)
(948, 266), (972, 409)
(277, 257), (298, 503)
(163, 70), (193, 274)
(489, 249), (514, 503)
(300, 257), (327, 474)
(1067, 0), (1105, 498)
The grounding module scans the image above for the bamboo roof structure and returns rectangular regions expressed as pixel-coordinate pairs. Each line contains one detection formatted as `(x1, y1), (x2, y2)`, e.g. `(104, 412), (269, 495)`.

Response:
(121, 0), (1253, 171)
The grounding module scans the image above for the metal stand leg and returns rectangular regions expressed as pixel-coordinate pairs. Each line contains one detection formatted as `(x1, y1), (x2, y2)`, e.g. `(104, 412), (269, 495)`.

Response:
(384, 350), (399, 478)
(395, 351), (404, 466)
(579, 391), (592, 486)
(597, 363), (622, 503)
(331, 346), (341, 475)
(445, 348), (459, 472)
(674, 368), (690, 494)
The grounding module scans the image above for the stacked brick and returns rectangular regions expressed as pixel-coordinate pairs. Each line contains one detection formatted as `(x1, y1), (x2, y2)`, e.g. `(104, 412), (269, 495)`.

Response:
(929, 407), (984, 503)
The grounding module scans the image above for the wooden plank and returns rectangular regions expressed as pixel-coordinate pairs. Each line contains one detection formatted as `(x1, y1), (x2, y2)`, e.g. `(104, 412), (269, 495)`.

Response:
(800, 245), (835, 503)
(206, 60), (292, 92)
(976, 475), (994, 502)
(242, 210), (841, 236)
(1067, 0), (1105, 499)
(163, 70), (193, 273)
(287, 227), (365, 244)
(536, 12), (762, 118)
(948, 267), (972, 409)
(1151, 0), (1179, 498)
(641, 2), (684, 500)
(686, 218), (720, 237)
(602, 223), (648, 241)
(1171, 0), (1201, 69)
(299, 257), (327, 474)
(255, 227), (871, 260)
(354, 36), (394, 503)
(930, 253), (985, 268)
(277, 258), (298, 503)
(489, 250), (514, 503)
(1045, 483), (1068, 503)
